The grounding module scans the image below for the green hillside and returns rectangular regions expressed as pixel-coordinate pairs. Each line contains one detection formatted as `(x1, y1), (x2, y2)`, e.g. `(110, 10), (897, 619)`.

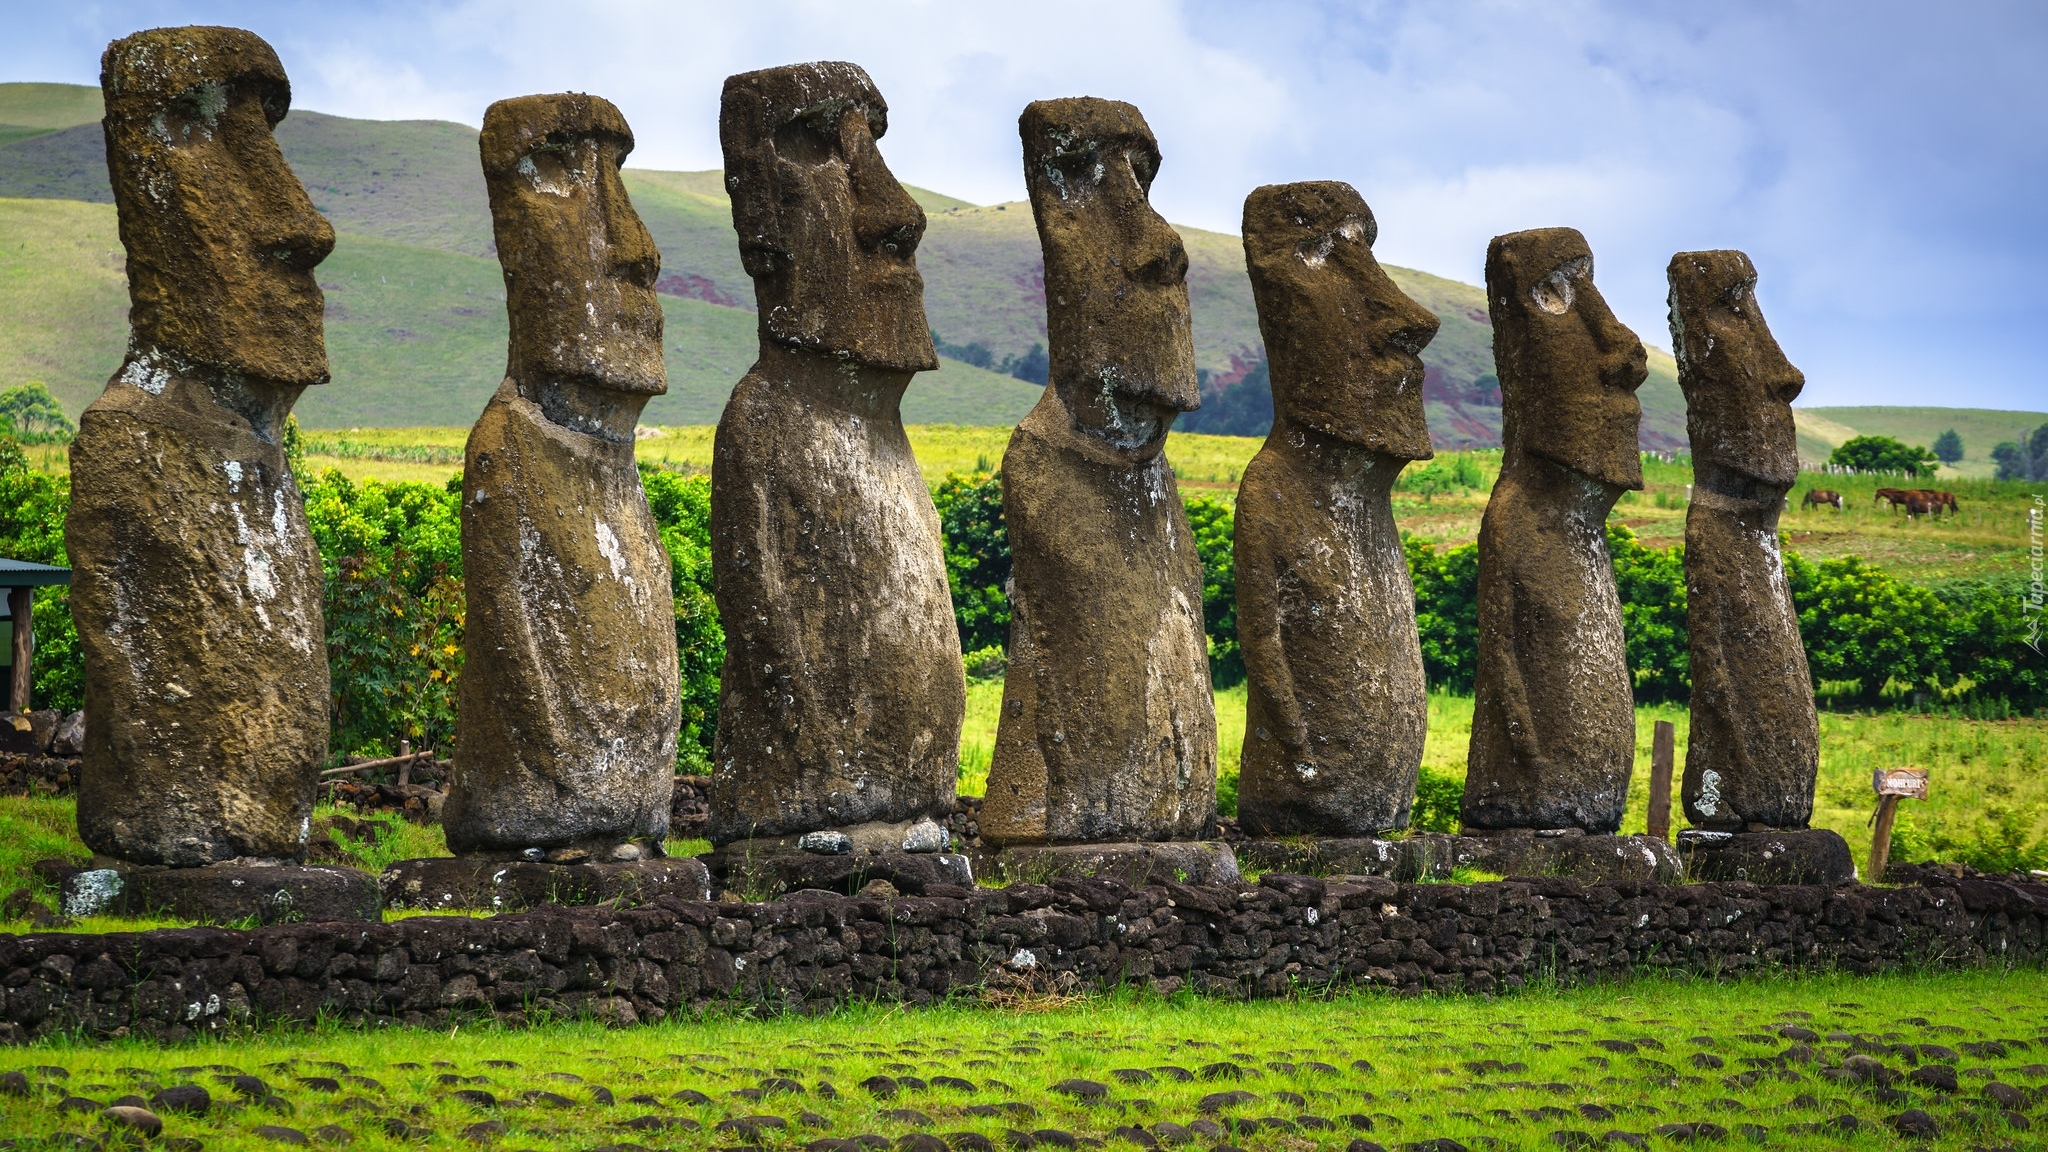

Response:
(1797, 406), (2048, 479)
(0, 80), (1709, 446)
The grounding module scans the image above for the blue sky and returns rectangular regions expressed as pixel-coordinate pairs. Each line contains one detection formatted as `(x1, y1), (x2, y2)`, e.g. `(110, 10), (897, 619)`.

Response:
(7, 0), (2044, 411)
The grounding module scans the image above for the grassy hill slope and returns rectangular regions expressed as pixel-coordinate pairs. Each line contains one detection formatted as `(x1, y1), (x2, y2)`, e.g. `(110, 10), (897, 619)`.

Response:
(0, 82), (1752, 446)
(1797, 406), (2048, 478)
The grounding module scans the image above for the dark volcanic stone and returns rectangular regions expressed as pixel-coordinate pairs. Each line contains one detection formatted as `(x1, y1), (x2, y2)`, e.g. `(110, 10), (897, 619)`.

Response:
(709, 61), (964, 844)
(1031, 1131), (1077, 1149)
(449, 1089), (497, 1108)
(1232, 180), (1438, 837)
(1199, 1091), (1260, 1113)
(1461, 226), (1645, 833)
(899, 1135), (947, 1152)
(1109, 1126), (1157, 1148)
(1677, 829), (1854, 886)
(1149, 1067), (1194, 1083)
(381, 855), (710, 912)
(949, 1137), (997, 1152)
(1887, 1110), (1940, 1139)
(932, 1077), (976, 1092)
(1051, 1079), (1108, 1100)
(253, 1126), (310, 1145)
(978, 96), (1213, 847)
(1200, 1063), (1245, 1081)
(862, 1076), (900, 1099)
(58, 1096), (103, 1114)
(1111, 1070), (1155, 1085)
(1150, 1122), (1192, 1145)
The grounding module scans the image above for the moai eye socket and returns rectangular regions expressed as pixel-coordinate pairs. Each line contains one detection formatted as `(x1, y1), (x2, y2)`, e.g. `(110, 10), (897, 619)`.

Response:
(774, 105), (844, 166)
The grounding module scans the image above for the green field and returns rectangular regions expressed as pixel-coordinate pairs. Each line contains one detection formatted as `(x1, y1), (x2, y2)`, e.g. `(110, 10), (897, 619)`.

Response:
(3, 970), (2046, 1151)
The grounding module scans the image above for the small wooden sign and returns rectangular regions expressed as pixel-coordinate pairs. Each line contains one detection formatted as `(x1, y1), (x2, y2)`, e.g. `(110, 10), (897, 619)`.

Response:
(1874, 767), (1930, 799)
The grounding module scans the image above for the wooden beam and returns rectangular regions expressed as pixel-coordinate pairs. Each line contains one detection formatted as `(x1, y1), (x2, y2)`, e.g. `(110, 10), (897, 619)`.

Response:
(7, 586), (29, 713)
(1646, 720), (1675, 842)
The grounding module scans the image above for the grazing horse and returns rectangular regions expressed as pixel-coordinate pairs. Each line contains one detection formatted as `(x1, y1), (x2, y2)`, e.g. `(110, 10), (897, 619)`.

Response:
(1802, 488), (1844, 510)
(1902, 492), (1951, 518)
(1923, 489), (1959, 515)
(1874, 487), (1912, 512)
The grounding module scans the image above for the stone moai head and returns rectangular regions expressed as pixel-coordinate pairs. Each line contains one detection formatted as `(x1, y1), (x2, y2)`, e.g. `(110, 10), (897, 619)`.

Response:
(1021, 97), (1198, 456)
(720, 62), (938, 372)
(1668, 250), (1804, 491)
(481, 93), (665, 438)
(101, 26), (334, 431)
(1486, 228), (1646, 490)
(1242, 181), (1439, 457)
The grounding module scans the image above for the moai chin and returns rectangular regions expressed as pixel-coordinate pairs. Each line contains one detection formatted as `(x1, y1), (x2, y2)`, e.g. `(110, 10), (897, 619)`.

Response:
(1234, 182), (1440, 837)
(1670, 250), (1818, 830)
(1462, 227), (1646, 834)
(441, 93), (681, 856)
(979, 97), (1217, 846)
(707, 62), (965, 845)
(69, 26), (335, 865)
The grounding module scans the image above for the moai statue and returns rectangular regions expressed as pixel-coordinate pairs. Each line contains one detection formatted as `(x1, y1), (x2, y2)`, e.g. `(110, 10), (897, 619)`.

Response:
(1462, 228), (1645, 835)
(707, 63), (965, 846)
(441, 94), (680, 859)
(1234, 182), (1440, 838)
(70, 27), (335, 870)
(1669, 251), (1849, 883)
(979, 98), (1217, 849)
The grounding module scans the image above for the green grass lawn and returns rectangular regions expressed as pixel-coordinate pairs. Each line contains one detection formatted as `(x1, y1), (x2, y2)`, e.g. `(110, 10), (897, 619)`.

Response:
(2, 969), (2045, 1151)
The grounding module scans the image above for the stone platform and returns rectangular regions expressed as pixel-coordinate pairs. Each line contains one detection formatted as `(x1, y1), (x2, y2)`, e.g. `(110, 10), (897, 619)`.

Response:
(57, 861), (380, 925)
(380, 856), (712, 912)
(987, 842), (1241, 887)
(1238, 831), (1683, 884)
(1678, 828), (1856, 885)
(706, 846), (973, 899)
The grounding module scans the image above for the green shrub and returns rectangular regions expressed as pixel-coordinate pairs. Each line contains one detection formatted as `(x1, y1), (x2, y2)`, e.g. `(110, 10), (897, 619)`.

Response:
(0, 383), (74, 444)
(640, 465), (722, 771)
(1828, 434), (1939, 477)
(1185, 494), (1241, 688)
(1607, 524), (1689, 704)
(1407, 534), (1479, 692)
(1787, 551), (1956, 706)
(1890, 806), (2048, 876)
(931, 471), (1011, 654)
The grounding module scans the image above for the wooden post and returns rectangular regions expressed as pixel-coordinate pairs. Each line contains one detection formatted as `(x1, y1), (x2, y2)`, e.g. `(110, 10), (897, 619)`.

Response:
(397, 739), (412, 787)
(1647, 720), (1675, 842)
(1869, 794), (1901, 883)
(7, 586), (30, 713)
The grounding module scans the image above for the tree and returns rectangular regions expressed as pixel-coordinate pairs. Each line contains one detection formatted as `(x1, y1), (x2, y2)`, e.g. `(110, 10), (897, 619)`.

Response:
(1829, 434), (1939, 477)
(1932, 428), (1963, 464)
(1992, 423), (2048, 481)
(1005, 342), (1049, 385)
(0, 383), (74, 444)
(1178, 361), (1274, 437)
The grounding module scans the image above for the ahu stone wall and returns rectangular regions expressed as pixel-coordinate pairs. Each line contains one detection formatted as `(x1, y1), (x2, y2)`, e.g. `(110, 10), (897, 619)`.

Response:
(1, 872), (2042, 1044)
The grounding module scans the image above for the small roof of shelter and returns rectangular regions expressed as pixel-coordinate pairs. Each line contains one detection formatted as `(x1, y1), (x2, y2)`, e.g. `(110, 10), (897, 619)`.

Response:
(0, 558), (71, 589)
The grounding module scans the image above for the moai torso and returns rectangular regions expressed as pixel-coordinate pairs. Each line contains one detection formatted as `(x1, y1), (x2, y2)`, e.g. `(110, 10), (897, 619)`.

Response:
(70, 28), (333, 865)
(707, 63), (964, 844)
(1462, 229), (1647, 834)
(980, 98), (1216, 846)
(1234, 182), (1440, 837)
(1671, 250), (1819, 830)
(443, 95), (680, 855)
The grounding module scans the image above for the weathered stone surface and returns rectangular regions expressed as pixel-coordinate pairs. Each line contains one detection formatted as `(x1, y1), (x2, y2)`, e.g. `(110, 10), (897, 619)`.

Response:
(993, 842), (1239, 888)
(379, 855), (710, 912)
(707, 846), (972, 898)
(71, 26), (333, 866)
(446, 94), (678, 855)
(1463, 228), (1646, 834)
(1460, 831), (1683, 885)
(1234, 182), (1439, 837)
(61, 862), (377, 924)
(1669, 250), (1819, 831)
(708, 62), (963, 844)
(981, 98), (1214, 846)
(1678, 828), (1855, 885)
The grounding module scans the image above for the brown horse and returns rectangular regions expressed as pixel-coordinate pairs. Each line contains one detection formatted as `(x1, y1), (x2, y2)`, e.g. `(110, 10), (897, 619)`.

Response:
(1902, 492), (1942, 519)
(1803, 488), (1844, 510)
(1874, 487), (1912, 512)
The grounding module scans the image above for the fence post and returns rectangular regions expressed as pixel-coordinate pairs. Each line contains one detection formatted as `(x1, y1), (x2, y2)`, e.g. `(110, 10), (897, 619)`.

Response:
(1868, 795), (1900, 883)
(1647, 720), (1675, 842)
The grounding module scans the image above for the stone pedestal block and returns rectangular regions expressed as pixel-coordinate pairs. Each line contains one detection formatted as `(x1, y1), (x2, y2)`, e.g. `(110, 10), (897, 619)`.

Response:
(379, 856), (712, 913)
(1678, 828), (1856, 886)
(706, 847), (972, 900)
(991, 842), (1240, 888)
(1240, 832), (1681, 885)
(60, 863), (379, 925)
